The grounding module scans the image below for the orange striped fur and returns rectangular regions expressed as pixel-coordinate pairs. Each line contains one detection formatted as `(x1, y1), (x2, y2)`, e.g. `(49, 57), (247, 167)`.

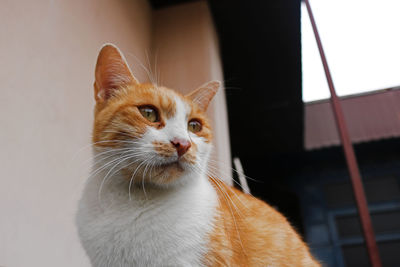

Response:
(205, 178), (320, 266)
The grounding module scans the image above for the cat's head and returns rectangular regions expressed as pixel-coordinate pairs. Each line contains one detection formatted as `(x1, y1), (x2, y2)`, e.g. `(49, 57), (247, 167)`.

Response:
(92, 44), (220, 186)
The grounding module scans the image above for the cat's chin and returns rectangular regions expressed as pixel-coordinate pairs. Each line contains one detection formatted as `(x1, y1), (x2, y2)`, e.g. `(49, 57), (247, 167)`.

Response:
(150, 161), (187, 184)
(150, 159), (204, 187)
(159, 161), (184, 170)
(120, 159), (196, 186)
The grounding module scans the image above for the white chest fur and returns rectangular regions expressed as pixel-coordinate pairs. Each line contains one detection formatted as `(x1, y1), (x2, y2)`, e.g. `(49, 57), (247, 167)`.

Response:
(76, 171), (218, 267)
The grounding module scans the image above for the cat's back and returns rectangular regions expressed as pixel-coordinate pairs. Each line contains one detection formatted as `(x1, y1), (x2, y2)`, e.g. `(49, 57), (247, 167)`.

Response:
(206, 178), (320, 267)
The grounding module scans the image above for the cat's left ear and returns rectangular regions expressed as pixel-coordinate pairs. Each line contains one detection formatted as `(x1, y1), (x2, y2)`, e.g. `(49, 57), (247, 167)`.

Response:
(94, 44), (139, 102)
(186, 80), (221, 111)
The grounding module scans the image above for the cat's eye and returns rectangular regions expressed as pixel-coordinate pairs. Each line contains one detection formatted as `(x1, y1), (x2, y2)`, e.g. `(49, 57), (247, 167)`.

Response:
(139, 106), (159, 123)
(188, 119), (202, 133)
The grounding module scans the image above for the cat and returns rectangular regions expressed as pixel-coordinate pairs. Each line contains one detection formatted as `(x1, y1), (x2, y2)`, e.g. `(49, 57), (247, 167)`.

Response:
(76, 44), (321, 267)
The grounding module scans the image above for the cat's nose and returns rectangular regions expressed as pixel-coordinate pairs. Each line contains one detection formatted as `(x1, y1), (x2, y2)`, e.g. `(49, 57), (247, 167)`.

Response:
(170, 138), (191, 157)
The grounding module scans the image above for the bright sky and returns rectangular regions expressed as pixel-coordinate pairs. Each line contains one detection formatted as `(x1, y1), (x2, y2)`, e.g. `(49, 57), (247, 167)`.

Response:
(301, 0), (400, 102)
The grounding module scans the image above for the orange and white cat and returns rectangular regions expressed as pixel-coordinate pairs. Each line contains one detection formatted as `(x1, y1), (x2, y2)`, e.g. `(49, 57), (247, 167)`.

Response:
(76, 44), (320, 267)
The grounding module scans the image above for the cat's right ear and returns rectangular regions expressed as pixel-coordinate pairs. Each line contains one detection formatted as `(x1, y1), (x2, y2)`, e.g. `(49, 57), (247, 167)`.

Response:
(94, 44), (139, 102)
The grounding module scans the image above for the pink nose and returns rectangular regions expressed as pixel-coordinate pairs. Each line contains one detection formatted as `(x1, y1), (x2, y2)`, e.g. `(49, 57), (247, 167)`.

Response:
(170, 138), (191, 157)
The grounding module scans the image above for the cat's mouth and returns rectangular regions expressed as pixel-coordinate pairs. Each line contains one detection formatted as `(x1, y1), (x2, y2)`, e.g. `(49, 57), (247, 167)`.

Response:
(159, 160), (184, 171)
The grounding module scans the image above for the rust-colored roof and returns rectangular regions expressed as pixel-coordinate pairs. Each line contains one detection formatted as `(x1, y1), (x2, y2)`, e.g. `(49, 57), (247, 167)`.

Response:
(304, 88), (400, 150)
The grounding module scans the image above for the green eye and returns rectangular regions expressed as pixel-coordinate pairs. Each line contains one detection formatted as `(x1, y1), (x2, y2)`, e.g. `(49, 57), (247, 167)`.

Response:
(188, 119), (202, 133)
(139, 106), (159, 123)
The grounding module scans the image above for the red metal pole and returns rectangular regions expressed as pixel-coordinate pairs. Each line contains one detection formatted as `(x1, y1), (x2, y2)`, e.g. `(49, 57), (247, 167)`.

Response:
(303, 1), (382, 266)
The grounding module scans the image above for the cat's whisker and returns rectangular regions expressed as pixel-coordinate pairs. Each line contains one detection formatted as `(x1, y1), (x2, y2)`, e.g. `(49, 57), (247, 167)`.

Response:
(187, 166), (224, 213)
(96, 155), (130, 208)
(69, 139), (134, 166)
(99, 152), (150, 190)
(149, 159), (158, 181)
(126, 157), (154, 200)
(180, 163), (248, 258)
(153, 48), (161, 86)
(88, 154), (130, 180)
(95, 152), (148, 203)
(128, 174), (135, 201)
(208, 175), (243, 219)
(73, 141), (141, 168)
(128, 157), (152, 200)
(140, 158), (152, 198)
(145, 50), (157, 85)
(207, 158), (260, 183)
(205, 164), (256, 207)
(208, 176), (247, 256)
(191, 164), (247, 220)
(208, 177), (247, 253)
(97, 153), (141, 206)
(90, 150), (147, 176)
(204, 165), (250, 215)
(140, 155), (158, 197)
(90, 150), (147, 185)
(203, 164), (260, 221)
(126, 52), (155, 85)
(211, 177), (245, 219)
(205, 162), (247, 193)
(80, 147), (134, 168)
(142, 156), (155, 181)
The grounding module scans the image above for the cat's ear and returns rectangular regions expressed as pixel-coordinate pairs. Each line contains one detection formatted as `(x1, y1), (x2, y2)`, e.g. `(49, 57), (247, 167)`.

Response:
(186, 80), (221, 111)
(94, 44), (139, 102)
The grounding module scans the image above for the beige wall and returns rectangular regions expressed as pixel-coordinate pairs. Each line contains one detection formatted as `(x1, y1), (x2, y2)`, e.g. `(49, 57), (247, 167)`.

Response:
(0, 1), (230, 266)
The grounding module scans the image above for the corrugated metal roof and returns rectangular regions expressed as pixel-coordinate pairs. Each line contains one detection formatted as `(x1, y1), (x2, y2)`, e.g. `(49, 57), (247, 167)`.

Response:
(305, 88), (400, 150)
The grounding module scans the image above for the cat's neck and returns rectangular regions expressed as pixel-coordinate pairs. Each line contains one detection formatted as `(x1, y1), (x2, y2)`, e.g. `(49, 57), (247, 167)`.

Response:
(89, 160), (209, 205)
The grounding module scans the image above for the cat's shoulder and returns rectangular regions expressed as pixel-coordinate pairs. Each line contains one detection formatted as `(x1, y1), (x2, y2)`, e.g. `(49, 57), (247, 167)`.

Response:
(206, 177), (320, 266)
(209, 177), (282, 219)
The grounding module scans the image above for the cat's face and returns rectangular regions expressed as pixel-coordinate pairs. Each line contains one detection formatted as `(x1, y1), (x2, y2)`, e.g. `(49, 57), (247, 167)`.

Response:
(92, 44), (220, 186)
